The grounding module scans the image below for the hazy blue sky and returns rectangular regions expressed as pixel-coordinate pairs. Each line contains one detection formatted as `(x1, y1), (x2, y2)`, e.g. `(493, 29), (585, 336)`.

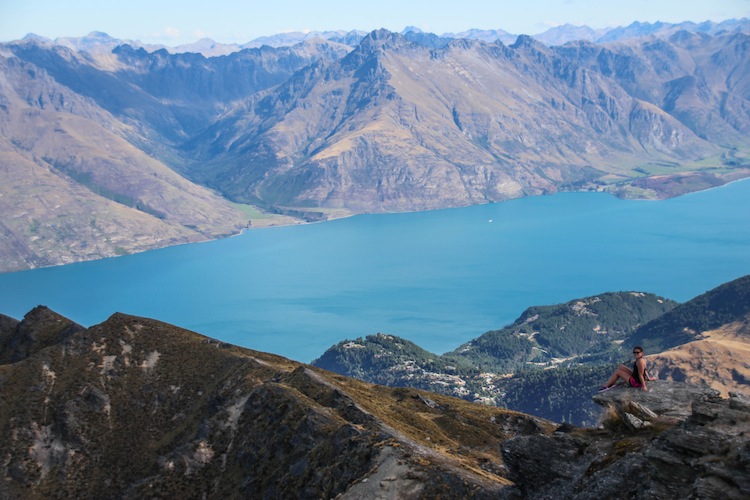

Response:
(1, 0), (748, 45)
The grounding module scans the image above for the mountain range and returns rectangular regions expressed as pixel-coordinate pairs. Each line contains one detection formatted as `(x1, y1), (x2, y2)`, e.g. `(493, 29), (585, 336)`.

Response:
(26, 19), (750, 55)
(1, 20), (750, 272)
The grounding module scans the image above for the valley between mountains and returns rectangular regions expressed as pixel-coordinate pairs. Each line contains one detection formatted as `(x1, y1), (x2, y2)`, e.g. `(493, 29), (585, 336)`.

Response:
(1, 21), (750, 272)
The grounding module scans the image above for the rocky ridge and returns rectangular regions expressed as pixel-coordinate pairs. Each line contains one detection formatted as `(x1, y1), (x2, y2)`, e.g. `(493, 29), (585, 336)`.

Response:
(0, 306), (551, 498)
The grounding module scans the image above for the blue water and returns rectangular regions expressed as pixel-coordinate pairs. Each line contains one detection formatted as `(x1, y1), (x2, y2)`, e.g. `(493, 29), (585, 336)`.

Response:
(1, 180), (749, 362)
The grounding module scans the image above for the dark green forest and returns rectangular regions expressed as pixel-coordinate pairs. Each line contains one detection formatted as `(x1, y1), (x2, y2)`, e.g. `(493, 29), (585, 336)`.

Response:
(442, 292), (676, 371)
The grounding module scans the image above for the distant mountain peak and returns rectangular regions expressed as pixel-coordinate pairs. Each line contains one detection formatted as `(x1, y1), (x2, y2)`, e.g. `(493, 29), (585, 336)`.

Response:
(402, 26), (424, 34)
(363, 28), (400, 42)
(17, 33), (52, 45)
(509, 33), (547, 50)
(84, 31), (116, 40)
(171, 38), (242, 56)
(356, 28), (410, 53)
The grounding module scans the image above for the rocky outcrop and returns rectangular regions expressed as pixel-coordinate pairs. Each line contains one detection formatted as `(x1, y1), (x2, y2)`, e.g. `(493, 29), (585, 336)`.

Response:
(501, 381), (750, 499)
(592, 380), (722, 427)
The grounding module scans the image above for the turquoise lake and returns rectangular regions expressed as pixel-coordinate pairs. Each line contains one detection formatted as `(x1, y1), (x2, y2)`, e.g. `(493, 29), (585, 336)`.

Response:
(1, 180), (749, 362)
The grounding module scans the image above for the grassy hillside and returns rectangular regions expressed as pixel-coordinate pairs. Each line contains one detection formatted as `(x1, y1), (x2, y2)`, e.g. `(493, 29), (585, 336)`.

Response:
(445, 292), (677, 371)
(627, 274), (750, 352)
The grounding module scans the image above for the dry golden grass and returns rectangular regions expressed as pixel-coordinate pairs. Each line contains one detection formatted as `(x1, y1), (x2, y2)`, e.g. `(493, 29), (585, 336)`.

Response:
(647, 319), (750, 397)
(308, 368), (554, 483)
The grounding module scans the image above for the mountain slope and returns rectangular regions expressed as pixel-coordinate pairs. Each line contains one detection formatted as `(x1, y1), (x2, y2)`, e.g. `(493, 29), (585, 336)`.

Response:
(0, 307), (552, 498)
(2, 306), (748, 498)
(627, 274), (750, 351)
(313, 291), (676, 424)
(314, 292), (676, 377)
(445, 291), (677, 370)
(0, 38), (353, 272)
(0, 54), (250, 272)
(7, 38), (351, 144)
(0, 307), (83, 364)
(501, 277), (750, 422)
(185, 29), (749, 214)
(558, 31), (750, 147)
(646, 318), (750, 396)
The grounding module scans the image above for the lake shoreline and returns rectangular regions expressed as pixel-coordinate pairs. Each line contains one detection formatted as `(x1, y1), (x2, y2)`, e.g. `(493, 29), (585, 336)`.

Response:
(6, 174), (750, 276)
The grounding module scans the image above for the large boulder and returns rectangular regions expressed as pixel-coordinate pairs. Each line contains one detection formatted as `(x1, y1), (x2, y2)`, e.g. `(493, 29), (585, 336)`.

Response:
(592, 380), (722, 428)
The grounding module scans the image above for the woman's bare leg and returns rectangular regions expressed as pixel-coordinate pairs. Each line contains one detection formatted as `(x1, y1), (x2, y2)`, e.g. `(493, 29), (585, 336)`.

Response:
(605, 365), (632, 387)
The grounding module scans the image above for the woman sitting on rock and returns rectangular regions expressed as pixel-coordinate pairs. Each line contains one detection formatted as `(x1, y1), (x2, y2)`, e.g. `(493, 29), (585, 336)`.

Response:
(599, 346), (651, 392)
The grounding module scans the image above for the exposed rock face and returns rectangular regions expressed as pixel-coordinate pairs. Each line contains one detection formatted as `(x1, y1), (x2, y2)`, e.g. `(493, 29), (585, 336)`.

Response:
(592, 380), (721, 425)
(502, 381), (750, 499)
(0, 308), (552, 498)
